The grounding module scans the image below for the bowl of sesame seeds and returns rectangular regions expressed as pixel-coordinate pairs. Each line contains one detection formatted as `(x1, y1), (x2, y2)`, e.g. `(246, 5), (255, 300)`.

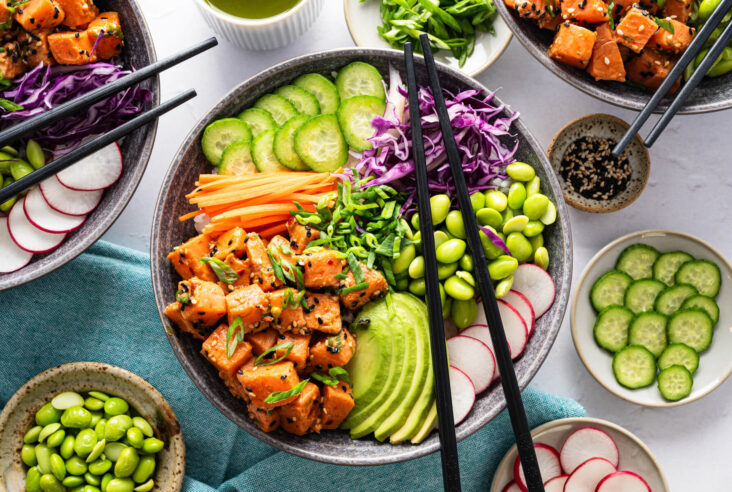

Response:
(547, 114), (650, 213)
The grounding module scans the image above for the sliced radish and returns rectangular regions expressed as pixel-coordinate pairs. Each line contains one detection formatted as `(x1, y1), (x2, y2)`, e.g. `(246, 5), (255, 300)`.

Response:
(8, 197), (66, 253)
(470, 300), (528, 359)
(512, 443), (562, 491)
(503, 290), (536, 335)
(39, 177), (103, 216)
(543, 475), (568, 492)
(596, 471), (651, 492)
(563, 457), (616, 492)
(448, 365), (475, 425)
(511, 264), (555, 317)
(56, 142), (123, 191)
(560, 427), (619, 474)
(446, 335), (495, 393)
(24, 188), (86, 233)
(501, 482), (522, 492)
(0, 216), (33, 272)
(462, 325), (496, 354)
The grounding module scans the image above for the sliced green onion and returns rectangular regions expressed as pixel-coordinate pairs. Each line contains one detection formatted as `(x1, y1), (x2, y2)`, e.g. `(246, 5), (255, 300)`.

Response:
(329, 366), (351, 384)
(340, 281), (369, 295)
(310, 372), (339, 386)
(254, 343), (295, 366)
(199, 257), (239, 284)
(264, 379), (309, 404)
(226, 316), (245, 358)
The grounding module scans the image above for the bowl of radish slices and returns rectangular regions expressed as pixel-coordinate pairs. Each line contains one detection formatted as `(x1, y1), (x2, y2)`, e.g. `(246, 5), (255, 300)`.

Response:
(491, 417), (669, 492)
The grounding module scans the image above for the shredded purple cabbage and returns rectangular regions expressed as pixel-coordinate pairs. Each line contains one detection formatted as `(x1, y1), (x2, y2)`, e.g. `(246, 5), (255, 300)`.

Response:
(479, 225), (512, 256)
(0, 62), (152, 157)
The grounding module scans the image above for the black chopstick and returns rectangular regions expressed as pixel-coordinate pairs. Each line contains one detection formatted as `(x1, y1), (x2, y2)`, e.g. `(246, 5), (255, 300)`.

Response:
(0, 37), (217, 148)
(0, 89), (197, 203)
(404, 43), (462, 492)
(418, 34), (545, 492)
(613, 0), (732, 156)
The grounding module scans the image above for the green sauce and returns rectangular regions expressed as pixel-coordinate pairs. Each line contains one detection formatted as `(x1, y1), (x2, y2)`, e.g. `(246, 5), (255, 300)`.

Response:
(205, 0), (301, 19)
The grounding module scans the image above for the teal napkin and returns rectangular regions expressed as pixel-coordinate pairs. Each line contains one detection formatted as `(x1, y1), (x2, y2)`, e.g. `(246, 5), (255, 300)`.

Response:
(0, 242), (585, 491)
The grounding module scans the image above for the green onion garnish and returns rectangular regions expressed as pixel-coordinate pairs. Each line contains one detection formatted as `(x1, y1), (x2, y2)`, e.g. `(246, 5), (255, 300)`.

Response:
(226, 316), (245, 358)
(199, 257), (239, 284)
(339, 282), (370, 295)
(264, 379), (309, 404)
(254, 343), (295, 367)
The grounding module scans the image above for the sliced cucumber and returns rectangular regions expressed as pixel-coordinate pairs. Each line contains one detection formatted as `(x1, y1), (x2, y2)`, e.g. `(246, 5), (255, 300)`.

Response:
(294, 114), (349, 172)
(335, 62), (385, 101)
(219, 141), (257, 176)
(337, 95), (386, 152)
(653, 251), (693, 286)
(624, 279), (666, 314)
(628, 311), (667, 358)
(667, 308), (714, 352)
(612, 345), (657, 389)
(590, 270), (633, 312)
(252, 129), (288, 172)
(681, 294), (719, 325)
(658, 343), (699, 375)
(274, 115), (310, 171)
(657, 365), (693, 401)
(201, 118), (252, 165)
(675, 259), (721, 297)
(654, 283), (697, 316)
(616, 244), (660, 280)
(275, 85), (321, 116)
(593, 305), (633, 353)
(238, 108), (277, 138)
(253, 94), (299, 126)
(293, 73), (340, 114)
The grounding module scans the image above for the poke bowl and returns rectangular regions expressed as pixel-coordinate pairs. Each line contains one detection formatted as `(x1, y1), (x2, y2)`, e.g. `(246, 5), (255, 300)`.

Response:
(0, 0), (159, 291)
(150, 48), (573, 465)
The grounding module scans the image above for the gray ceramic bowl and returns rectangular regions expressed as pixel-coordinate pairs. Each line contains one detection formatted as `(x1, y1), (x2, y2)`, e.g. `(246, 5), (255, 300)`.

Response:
(150, 48), (573, 465)
(494, 4), (732, 114)
(0, 0), (159, 291)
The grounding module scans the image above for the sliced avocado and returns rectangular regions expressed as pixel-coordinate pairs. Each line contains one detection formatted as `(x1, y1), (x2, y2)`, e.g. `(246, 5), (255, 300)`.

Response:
(410, 401), (438, 444)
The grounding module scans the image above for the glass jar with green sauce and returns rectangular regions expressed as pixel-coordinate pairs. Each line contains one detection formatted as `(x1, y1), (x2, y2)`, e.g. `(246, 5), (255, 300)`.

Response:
(205, 0), (301, 19)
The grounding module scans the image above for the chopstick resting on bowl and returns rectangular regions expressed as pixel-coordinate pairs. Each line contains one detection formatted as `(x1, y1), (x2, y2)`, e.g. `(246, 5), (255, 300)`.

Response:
(613, 0), (732, 156)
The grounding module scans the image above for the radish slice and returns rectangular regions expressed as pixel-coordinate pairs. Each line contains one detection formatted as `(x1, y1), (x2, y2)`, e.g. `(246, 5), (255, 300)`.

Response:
(503, 290), (536, 335)
(24, 188), (86, 233)
(511, 264), (555, 317)
(461, 325), (500, 382)
(543, 475), (568, 492)
(502, 482), (522, 492)
(560, 427), (619, 474)
(449, 365), (475, 425)
(8, 197), (66, 253)
(512, 443), (562, 490)
(596, 471), (651, 492)
(56, 142), (123, 191)
(471, 300), (528, 359)
(446, 335), (495, 393)
(39, 177), (103, 216)
(0, 216), (33, 273)
(563, 457), (616, 492)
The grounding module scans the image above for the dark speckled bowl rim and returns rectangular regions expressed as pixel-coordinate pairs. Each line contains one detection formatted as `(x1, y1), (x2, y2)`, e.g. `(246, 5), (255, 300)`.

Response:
(150, 47), (573, 466)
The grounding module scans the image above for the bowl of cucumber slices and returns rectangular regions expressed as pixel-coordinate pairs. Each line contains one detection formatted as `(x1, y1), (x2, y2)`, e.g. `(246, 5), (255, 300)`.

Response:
(572, 229), (732, 407)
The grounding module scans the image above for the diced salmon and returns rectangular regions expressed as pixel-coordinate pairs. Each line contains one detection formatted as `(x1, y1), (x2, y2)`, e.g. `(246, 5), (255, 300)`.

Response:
(338, 262), (388, 311)
(663, 0), (692, 23)
(0, 3), (11, 27)
(321, 382), (355, 430)
(247, 401), (280, 432)
(164, 301), (210, 340)
(274, 332), (311, 372)
(304, 293), (341, 335)
(48, 30), (97, 65)
(219, 254), (251, 291)
(246, 328), (277, 355)
(18, 31), (55, 68)
(548, 22), (597, 69)
(627, 49), (680, 92)
(299, 248), (343, 289)
(286, 217), (320, 253)
(538, 11), (564, 30)
(616, 7), (659, 53)
(222, 372), (251, 402)
(648, 18), (693, 53)
(0, 42), (26, 79)
(504, 0), (516, 8)
(55, 0), (98, 28)
(236, 359), (300, 409)
(201, 323), (253, 378)
(14, 0), (65, 30)
(279, 382), (321, 435)
(514, 0), (550, 20)
(561, 0), (610, 23)
(212, 227), (247, 260)
(167, 234), (216, 282)
(268, 288), (307, 333)
(225, 284), (270, 332)
(179, 278), (227, 328)
(86, 11), (123, 60)
(246, 232), (283, 292)
(588, 23), (627, 81)
(309, 328), (355, 371)
(268, 235), (296, 265)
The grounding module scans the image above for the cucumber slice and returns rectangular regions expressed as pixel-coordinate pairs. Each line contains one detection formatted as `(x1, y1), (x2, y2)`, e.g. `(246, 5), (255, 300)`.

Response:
(201, 118), (252, 165)
(253, 94), (299, 126)
(658, 343), (700, 375)
(337, 95), (386, 152)
(616, 244), (660, 280)
(624, 279), (666, 314)
(675, 259), (721, 297)
(294, 114), (348, 172)
(238, 108), (276, 138)
(590, 270), (633, 312)
(653, 251), (693, 286)
(593, 305), (633, 353)
(654, 283), (697, 316)
(274, 115), (310, 171)
(667, 308), (714, 352)
(219, 141), (257, 176)
(335, 62), (385, 101)
(275, 85), (321, 116)
(293, 73), (340, 114)
(252, 129), (288, 172)
(657, 365), (693, 401)
(628, 311), (667, 357)
(612, 345), (657, 389)
(681, 294), (719, 325)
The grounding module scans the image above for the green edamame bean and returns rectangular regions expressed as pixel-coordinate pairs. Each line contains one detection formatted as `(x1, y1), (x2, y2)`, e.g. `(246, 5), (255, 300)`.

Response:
(35, 444), (52, 474)
(708, 58), (732, 77)
(507, 182), (527, 210)
(26, 466), (43, 492)
(442, 297), (452, 319)
(103, 398), (129, 417)
(50, 454), (66, 481)
(52, 392), (85, 410)
(395, 277), (409, 291)
(488, 255), (519, 280)
(502, 215), (529, 234)
(400, 219), (413, 240)
(87, 439), (107, 463)
(698, 0), (720, 20)
(39, 423), (61, 443)
(505, 232), (533, 262)
(392, 245), (416, 274)
(131, 456), (156, 484)
(10, 160), (33, 181)
(408, 278), (426, 296)
(140, 439), (163, 455)
(61, 406), (92, 429)
(459, 253), (474, 271)
(133, 479), (154, 492)
(46, 429), (66, 448)
(88, 459), (113, 477)
(529, 234), (543, 252)
(88, 392), (109, 402)
(408, 256), (425, 279)
(540, 200), (557, 225)
(455, 270), (475, 287)
(22, 444), (38, 466)
(39, 474), (65, 492)
(26, 140), (45, 170)
(451, 298), (478, 330)
(106, 478), (134, 492)
(484, 190), (508, 211)
(0, 177), (16, 213)
(63, 476), (85, 488)
(534, 247), (550, 270)
(66, 456), (87, 476)
(410, 213), (420, 231)
(85, 473), (101, 486)
(131, 418), (154, 439)
(523, 194), (549, 221)
(104, 443), (127, 462)
(436, 261), (459, 280)
(2, 145), (18, 156)
(84, 486), (101, 492)
(444, 275), (475, 301)
(105, 416), (133, 442)
(479, 229), (505, 260)
(523, 221), (544, 238)
(126, 428), (144, 450)
(90, 411), (103, 428)
(74, 429), (98, 457)
(60, 435), (75, 459)
(502, 207), (515, 223)
(435, 238), (466, 264)
(445, 210), (466, 239)
(36, 403), (62, 427)
(439, 283), (446, 306)
(101, 474), (114, 492)
(495, 276), (514, 299)
(476, 207), (502, 229)
(526, 176), (541, 196)
(25, 426), (43, 444)
(95, 420), (107, 440)
(506, 162), (536, 182)
(429, 194), (451, 225)
(433, 230), (449, 249)
(470, 191), (485, 212)
(113, 448), (140, 478)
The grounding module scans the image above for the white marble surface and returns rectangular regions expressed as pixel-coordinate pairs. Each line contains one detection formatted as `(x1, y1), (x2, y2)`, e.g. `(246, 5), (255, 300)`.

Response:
(107, 1), (732, 489)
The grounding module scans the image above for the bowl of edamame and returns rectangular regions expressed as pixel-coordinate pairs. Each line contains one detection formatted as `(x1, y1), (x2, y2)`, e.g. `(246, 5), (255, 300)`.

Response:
(0, 362), (185, 491)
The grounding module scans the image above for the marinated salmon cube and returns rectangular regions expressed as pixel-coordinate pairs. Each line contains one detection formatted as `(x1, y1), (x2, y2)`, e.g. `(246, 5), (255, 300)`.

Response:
(222, 372), (251, 403)
(338, 262), (388, 311)
(268, 235), (296, 266)
(178, 278), (227, 328)
(164, 301), (210, 340)
(236, 360), (300, 408)
(663, 0), (692, 23)
(588, 23), (627, 81)
(19, 31), (55, 68)
(225, 284), (270, 332)
(515, 0), (550, 19)
(286, 217), (320, 253)
(616, 7), (659, 53)
(321, 382), (355, 430)
(0, 3), (11, 26)
(167, 233), (216, 282)
(304, 293), (341, 335)
(212, 227), (247, 260)
(14, 0), (65, 31)
(548, 23), (597, 69)
(300, 248), (343, 289)
(86, 12), (123, 60)
(269, 288), (307, 333)
(274, 332), (311, 372)
(279, 382), (321, 435)
(538, 11), (564, 30)
(561, 0), (610, 23)
(627, 49), (679, 91)
(55, 0), (98, 28)
(48, 30), (97, 65)
(246, 233), (282, 292)
(219, 254), (251, 291)
(649, 18), (693, 53)
(246, 328), (277, 355)
(201, 323), (253, 378)
(247, 401), (280, 432)
(0, 43), (26, 79)
(309, 328), (356, 371)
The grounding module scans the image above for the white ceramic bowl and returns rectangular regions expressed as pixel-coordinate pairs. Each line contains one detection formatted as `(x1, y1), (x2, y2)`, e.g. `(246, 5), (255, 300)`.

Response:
(572, 230), (732, 407)
(194, 0), (324, 51)
(490, 417), (669, 491)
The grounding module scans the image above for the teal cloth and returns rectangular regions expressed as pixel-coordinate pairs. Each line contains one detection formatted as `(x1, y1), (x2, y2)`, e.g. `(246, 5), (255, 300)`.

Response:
(0, 241), (585, 491)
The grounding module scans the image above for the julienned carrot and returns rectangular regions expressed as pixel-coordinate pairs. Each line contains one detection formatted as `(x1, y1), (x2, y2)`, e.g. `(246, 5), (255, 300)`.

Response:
(258, 223), (288, 238)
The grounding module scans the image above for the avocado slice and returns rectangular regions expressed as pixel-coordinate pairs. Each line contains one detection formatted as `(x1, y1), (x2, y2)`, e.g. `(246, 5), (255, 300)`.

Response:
(410, 401), (438, 444)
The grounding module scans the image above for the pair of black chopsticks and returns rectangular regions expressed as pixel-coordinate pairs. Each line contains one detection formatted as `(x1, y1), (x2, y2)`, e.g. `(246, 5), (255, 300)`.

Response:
(0, 37), (219, 204)
(613, 0), (732, 156)
(405, 35), (544, 492)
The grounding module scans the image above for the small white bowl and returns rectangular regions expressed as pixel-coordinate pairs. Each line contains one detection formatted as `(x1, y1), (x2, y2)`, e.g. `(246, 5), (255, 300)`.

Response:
(572, 230), (732, 407)
(194, 0), (325, 51)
